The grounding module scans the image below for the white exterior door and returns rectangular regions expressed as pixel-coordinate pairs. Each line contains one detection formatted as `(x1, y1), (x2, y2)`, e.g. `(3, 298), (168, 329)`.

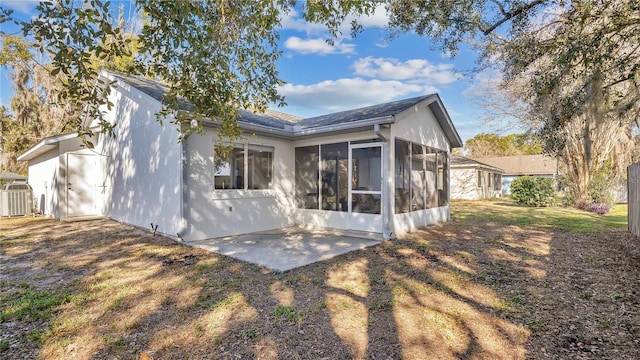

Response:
(66, 153), (99, 217)
(349, 143), (383, 233)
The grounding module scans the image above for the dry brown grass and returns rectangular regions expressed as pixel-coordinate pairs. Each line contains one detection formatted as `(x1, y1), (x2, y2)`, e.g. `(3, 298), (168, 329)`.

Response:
(0, 201), (638, 359)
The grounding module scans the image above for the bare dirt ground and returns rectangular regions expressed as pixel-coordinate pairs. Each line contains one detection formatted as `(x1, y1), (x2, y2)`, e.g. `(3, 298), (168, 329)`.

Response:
(0, 202), (638, 359)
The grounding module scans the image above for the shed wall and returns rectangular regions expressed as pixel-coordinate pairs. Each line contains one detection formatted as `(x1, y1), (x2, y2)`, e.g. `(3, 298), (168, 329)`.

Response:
(57, 147), (101, 218)
(26, 149), (59, 217)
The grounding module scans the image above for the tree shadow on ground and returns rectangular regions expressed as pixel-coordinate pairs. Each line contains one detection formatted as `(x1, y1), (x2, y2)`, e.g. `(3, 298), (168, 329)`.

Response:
(2, 213), (637, 359)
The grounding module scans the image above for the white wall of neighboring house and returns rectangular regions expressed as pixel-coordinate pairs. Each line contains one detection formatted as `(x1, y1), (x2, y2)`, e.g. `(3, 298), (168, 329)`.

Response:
(502, 175), (518, 195)
(451, 167), (502, 200)
(185, 129), (295, 241)
(96, 75), (183, 238)
(451, 168), (482, 200)
(390, 101), (452, 235)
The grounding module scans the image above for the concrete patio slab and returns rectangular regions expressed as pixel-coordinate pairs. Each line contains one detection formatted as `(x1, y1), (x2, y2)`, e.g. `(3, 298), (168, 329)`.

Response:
(185, 227), (383, 272)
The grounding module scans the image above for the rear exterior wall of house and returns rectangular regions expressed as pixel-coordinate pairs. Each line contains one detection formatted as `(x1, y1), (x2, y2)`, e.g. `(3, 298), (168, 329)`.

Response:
(185, 129), (296, 241)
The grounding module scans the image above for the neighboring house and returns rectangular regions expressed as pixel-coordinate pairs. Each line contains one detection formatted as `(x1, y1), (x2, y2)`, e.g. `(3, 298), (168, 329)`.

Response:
(0, 170), (27, 185)
(474, 155), (559, 195)
(450, 154), (504, 200)
(18, 70), (463, 240)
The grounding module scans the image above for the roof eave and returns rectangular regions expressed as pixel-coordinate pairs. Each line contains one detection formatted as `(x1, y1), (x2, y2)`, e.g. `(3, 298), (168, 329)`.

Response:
(202, 115), (395, 140)
(450, 164), (505, 173)
(294, 115), (395, 137)
(238, 121), (294, 139)
(426, 95), (463, 148)
(17, 133), (78, 161)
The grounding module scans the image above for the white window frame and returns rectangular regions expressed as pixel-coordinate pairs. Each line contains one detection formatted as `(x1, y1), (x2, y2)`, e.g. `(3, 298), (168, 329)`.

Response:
(213, 142), (274, 190)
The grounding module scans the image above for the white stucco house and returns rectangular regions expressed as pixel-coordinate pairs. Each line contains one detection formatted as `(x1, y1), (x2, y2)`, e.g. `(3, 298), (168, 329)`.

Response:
(18, 70), (463, 240)
(474, 155), (558, 195)
(450, 154), (504, 200)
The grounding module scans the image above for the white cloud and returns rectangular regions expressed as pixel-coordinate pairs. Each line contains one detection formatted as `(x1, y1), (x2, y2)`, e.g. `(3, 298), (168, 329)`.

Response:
(279, 5), (390, 56)
(353, 57), (463, 84)
(284, 36), (356, 55)
(277, 55), (465, 113)
(350, 4), (389, 29)
(279, 8), (328, 36)
(279, 78), (436, 112)
(279, 4), (389, 37)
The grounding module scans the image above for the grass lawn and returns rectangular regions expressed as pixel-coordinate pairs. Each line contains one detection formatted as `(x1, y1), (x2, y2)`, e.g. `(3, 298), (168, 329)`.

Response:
(453, 199), (628, 232)
(0, 200), (638, 359)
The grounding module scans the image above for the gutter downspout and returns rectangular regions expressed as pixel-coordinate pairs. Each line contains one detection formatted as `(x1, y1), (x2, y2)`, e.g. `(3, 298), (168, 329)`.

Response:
(374, 123), (394, 240)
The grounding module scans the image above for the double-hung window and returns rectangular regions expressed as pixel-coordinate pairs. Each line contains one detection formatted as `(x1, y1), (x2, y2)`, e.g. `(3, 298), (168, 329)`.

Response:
(214, 143), (273, 190)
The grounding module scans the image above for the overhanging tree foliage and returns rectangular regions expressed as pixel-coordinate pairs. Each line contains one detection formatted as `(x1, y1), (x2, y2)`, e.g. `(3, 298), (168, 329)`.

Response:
(137, 0), (286, 140)
(0, 0), (555, 144)
(464, 132), (543, 157)
(1, 0), (288, 143)
(497, 1), (640, 202)
(0, 35), (74, 174)
(1, 0), (638, 204)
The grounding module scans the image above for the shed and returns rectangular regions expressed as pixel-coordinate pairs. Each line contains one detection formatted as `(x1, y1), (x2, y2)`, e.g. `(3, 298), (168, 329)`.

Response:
(19, 70), (463, 240)
(17, 133), (102, 218)
(450, 154), (504, 200)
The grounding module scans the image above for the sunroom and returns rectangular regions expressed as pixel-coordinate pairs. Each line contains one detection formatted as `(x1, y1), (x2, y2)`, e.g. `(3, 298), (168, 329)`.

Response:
(290, 94), (462, 239)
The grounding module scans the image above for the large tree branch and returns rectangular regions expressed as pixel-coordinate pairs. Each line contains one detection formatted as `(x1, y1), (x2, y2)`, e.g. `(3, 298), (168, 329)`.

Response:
(482, 0), (546, 35)
(490, 0), (508, 16)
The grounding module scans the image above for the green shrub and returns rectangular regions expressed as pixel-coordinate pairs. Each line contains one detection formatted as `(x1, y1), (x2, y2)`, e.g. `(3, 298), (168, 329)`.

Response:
(510, 176), (556, 207)
(588, 169), (615, 206)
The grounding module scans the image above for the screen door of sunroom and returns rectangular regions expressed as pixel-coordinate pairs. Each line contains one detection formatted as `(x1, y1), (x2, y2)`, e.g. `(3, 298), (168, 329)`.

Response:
(349, 143), (383, 233)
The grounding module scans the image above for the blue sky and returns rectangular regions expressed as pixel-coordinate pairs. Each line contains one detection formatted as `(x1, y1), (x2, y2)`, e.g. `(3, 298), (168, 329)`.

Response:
(0, 1), (500, 143)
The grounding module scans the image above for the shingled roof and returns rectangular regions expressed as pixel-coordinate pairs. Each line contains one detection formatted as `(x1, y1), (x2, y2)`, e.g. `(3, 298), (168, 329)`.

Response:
(109, 72), (302, 130)
(0, 170), (27, 181)
(450, 154), (504, 173)
(474, 155), (558, 176)
(103, 70), (462, 146)
(297, 95), (435, 129)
